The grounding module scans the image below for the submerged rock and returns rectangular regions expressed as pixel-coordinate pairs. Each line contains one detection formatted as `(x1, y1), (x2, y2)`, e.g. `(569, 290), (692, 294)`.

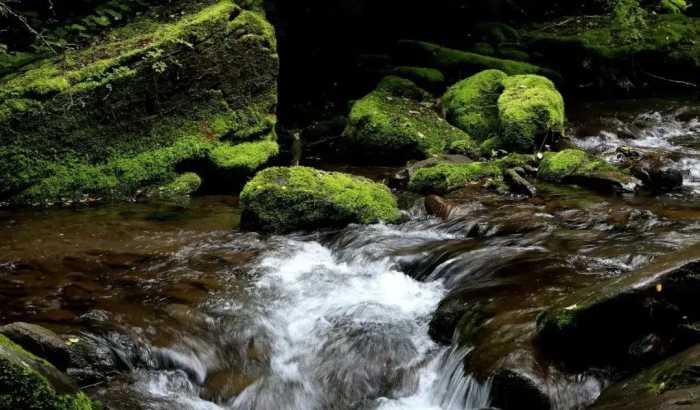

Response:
(537, 243), (700, 371)
(0, 0), (278, 205)
(0, 334), (93, 409)
(240, 166), (401, 233)
(0, 322), (71, 371)
(627, 153), (684, 193)
(343, 76), (470, 163)
(538, 149), (640, 193)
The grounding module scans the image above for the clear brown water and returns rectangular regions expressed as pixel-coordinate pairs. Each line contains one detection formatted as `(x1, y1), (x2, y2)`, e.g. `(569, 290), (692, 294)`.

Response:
(0, 99), (699, 409)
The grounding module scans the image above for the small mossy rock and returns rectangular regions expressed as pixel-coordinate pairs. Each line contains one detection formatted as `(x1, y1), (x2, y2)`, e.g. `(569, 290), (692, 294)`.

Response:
(240, 166), (401, 233)
(497, 75), (565, 153)
(447, 138), (480, 158)
(343, 76), (470, 163)
(538, 149), (640, 193)
(442, 69), (508, 142)
(392, 66), (446, 93)
(590, 343), (700, 409)
(408, 154), (535, 194)
(155, 173), (202, 199)
(0, 334), (93, 410)
(0, 0), (278, 205)
(396, 40), (560, 82)
(389, 154), (472, 189)
(537, 243), (700, 371)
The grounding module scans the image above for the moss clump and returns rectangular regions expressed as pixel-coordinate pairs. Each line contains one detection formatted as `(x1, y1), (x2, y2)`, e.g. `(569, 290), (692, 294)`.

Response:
(408, 161), (502, 194)
(240, 166), (401, 233)
(156, 172), (202, 199)
(343, 76), (470, 163)
(392, 66), (446, 92)
(537, 149), (588, 181)
(0, 335), (93, 410)
(447, 138), (479, 158)
(396, 40), (560, 81)
(442, 69), (508, 141)
(208, 138), (279, 171)
(660, 0), (689, 14)
(0, 0), (278, 205)
(497, 75), (565, 153)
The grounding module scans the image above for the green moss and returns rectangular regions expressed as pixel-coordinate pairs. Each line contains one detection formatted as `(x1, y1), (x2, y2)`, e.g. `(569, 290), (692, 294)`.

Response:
(208, 138), (279, 171)
(0, 335), (93, 410)
(157, 172), (202, 198)
(660, 0), (688, 14)
(0, 0), (279, 204)
(392, 66), (446, 91)
(497, 74), (565, 153)
(442, 69), (508, 141)
(397, 40), (560, 81)
(447, 138), (479, 158)
(538, 149), (601, 182)
(343, 76), (470, 162)
(240, 166), (401, 232)
(408, 161), (502, 194)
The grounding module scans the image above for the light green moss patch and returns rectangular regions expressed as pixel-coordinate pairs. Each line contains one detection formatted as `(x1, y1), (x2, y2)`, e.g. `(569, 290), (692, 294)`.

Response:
(208, 138), (279, 171)
(0, 335), (93, 410)
(442, 69), (508, 141)
(343, 76), (469, 162)
(447, 138), (479, 158)
(240, 166), (401, 233)
(660, 0), (689, 14)
(157, 172), (202, 199)
(498, 74), (565, 153)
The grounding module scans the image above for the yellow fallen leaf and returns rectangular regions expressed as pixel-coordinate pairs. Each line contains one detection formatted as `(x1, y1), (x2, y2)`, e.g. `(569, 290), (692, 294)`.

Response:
(656, 283), (663, 293)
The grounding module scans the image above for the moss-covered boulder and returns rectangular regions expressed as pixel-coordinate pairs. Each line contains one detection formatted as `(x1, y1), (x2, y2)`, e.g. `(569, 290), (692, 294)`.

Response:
(0, 334), (93, 410)
(0, 0), (278, 205)
(153, 172), (202, 199)
(240, 166), (401, 233)
(442, 69), (508, 142)
(342, 76), (471, 163)
(538, 149), (640, 193)
(498, 75), (565, 152)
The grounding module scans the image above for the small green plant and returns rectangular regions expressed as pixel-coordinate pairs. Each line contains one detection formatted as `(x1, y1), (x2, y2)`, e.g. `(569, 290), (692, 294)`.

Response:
(612, 0), (648, 42)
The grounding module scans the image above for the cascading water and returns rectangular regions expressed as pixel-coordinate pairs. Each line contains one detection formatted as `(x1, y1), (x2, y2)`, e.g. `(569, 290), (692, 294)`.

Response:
(127, 220), (491, 410)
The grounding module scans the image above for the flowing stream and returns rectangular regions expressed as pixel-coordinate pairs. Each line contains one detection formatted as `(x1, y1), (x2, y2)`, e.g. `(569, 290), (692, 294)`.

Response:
(0, 99), (699, 410)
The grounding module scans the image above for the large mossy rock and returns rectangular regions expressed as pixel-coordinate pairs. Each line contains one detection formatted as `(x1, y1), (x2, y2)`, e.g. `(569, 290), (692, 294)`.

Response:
(538, 149), (640, 193)
(0, 0), (278, 205)
(498, 75), (565, 153)
(0, 334), (93, 410)
(590, 343), (700, 409)
(537, 243), (700, 371)
(240, 166), (401, 233)
(442, 69), (508, 142)
(442, 71), (565, 153)
(343, 76), (472, 163)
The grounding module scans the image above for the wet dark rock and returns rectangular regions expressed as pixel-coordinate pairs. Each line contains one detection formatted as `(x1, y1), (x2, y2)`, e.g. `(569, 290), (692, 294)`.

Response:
(424, 195), (457, 220)
(537, 243), (700, 372)
(629, 154), (684, 193)
(590, 343), (700, 409)
(0, 322), (72, 370)
(490, 368), (551, 410)
(504, 168), (537, 197)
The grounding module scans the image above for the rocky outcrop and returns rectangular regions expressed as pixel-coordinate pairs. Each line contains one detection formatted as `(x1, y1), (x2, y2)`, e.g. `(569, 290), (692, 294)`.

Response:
(0, 0), (279, 205)
(240, 166), (401, 233)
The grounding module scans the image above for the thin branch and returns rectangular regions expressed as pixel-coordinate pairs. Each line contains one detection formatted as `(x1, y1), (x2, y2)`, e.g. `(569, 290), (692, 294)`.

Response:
(0, 0), (55, 53)
(643, 71), (698, 88)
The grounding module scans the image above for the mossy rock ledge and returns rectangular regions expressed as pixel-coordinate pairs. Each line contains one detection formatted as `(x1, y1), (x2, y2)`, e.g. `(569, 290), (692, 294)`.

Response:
(342, 76), (472, 164)
(0, 334), (93, 410)
(240, 166), (402, 233)
(538, 149), (640, 193)
(0, 0), (278, 205)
